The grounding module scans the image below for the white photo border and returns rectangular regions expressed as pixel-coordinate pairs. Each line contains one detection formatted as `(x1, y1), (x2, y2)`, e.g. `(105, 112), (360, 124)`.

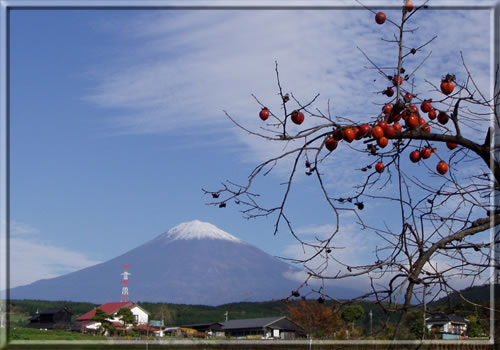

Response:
(0, 0), (498, 348)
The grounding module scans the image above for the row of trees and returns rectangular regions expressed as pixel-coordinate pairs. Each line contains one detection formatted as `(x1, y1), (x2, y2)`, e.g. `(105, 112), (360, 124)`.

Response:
(207, 0), (499, 341)
(287, 299), (490, 340)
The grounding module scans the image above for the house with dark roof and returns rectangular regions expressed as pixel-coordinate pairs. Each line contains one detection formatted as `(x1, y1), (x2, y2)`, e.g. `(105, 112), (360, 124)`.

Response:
(425, 313), (469, 339)
(221, 316), (306, 339)
(25, 307), (79, 331)
(77, 301), (149, 334)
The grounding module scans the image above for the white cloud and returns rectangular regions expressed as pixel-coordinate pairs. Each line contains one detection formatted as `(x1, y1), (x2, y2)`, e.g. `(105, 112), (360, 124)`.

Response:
(294, 223), (341, 238)
(282, 221), (381, 293)
(9, 223), (102, 288)
(283, 213), (493, 300)
(84, 10), (387, 140)
(10, 221), (38, 235)
(83, 6), (493, 180)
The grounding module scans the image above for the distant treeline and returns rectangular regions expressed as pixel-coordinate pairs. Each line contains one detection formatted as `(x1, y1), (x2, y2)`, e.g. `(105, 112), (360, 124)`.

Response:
(9, 298), (388, 328)
(9, 283), (496, 331)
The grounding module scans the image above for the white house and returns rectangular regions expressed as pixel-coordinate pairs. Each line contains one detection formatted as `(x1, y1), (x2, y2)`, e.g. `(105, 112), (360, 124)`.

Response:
(76, 301), (149, 333)
(425, 313), (468, 339)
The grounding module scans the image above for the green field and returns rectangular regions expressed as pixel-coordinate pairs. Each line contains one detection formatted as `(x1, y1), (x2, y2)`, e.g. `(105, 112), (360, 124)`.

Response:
(9, 328), (106, 341)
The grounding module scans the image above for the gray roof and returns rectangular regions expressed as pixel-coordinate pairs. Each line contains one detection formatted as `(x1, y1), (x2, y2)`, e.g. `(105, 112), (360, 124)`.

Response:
(221, 316), (285, 330)
(180, 322), (223, 328)
(29, 307), (72, 321)
(29, 314), (40, 321)
(39, 307), (72, 315)
(426, 313), (468, 324)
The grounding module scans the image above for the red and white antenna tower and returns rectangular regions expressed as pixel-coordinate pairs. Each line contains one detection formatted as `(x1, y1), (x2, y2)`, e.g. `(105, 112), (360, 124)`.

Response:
(120, 264), (131, 302)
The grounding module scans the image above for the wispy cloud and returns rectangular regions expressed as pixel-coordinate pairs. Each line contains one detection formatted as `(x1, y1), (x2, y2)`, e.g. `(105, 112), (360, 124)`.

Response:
(282, 216), (492, 299)
(10, 221), (39, 235)
(85, 10), (387, 138)
(282, 221), (379, 294)
(9, 222), (102, 288)
(84, 7), (492, 165)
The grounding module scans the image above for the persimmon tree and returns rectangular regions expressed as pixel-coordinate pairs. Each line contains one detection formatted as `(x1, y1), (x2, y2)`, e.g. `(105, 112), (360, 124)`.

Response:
(205, 0), (499, 340)
(288, 299), (345, 339)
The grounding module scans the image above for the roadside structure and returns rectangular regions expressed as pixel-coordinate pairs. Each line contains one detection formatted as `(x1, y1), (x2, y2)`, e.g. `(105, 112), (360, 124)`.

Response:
(76, 301), (149, 334)
(221, 316), (306, 339)
(25, 307), (79, 331)
(425, 313), (469, 340)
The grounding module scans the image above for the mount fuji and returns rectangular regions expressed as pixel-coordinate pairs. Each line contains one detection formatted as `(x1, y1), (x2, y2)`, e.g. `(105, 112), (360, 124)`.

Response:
(9, 220), (358, 305)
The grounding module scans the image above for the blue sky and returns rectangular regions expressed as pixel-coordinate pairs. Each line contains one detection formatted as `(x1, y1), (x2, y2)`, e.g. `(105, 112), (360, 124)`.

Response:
(7, 1), (496, 297)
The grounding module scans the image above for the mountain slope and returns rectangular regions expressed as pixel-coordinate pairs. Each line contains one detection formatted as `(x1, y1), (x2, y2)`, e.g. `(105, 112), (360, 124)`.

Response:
(428, 283), (498, 308)
(10, 220), (360, 305)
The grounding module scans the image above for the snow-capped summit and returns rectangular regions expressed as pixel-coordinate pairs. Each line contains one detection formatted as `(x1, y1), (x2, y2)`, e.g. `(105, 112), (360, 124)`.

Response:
(164, 220), (242, 243)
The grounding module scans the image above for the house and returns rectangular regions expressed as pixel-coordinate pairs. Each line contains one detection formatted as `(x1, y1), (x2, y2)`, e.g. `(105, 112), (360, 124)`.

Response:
(425, 313), (469, 339)
(180, 322), (225, 338)
(221, 316), (306, 339)
(25, 307), (79, 331)
(76, 301), (149, 333)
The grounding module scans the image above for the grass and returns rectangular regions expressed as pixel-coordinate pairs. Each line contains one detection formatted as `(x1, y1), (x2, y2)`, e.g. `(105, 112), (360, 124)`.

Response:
(8, 313), (31, 328)
(8, 328), (107, 341)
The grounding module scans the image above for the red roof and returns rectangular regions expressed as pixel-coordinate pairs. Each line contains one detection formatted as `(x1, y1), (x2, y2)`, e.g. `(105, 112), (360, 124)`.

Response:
(76, 320), (97, 327)
(77, 302), (136, 321)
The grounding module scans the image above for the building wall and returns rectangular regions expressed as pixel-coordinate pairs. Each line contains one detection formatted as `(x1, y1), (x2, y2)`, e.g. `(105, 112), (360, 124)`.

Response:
(53, 310), (72, 324)
(84, 322), (101, 330)
(427, 321), (467, 336)
(104, 306), (148, 325)
(280, 331), (296, 340)
(270, 318), (306, 337)
(130, 306), (148, 325)
(40, 310), (71, 324)
(225, 327), (265, 337)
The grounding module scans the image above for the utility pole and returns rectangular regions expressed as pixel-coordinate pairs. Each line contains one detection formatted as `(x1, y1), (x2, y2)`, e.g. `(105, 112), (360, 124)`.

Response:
(369, 310), (373, 337)
(224, 311), (228, 322)
(422, 284), (427, 341)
